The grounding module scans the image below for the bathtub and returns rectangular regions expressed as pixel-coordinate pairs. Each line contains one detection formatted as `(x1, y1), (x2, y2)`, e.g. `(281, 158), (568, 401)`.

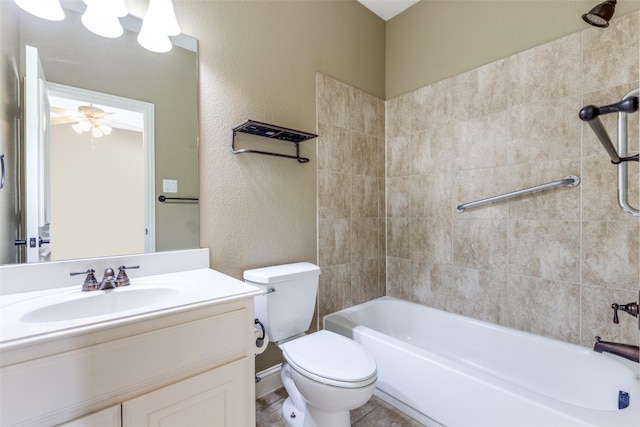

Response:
(324, 296), (639, 427)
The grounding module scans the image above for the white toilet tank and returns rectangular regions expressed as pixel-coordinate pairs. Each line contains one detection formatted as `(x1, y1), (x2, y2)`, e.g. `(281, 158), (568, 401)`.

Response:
(244, 262), (320, 343)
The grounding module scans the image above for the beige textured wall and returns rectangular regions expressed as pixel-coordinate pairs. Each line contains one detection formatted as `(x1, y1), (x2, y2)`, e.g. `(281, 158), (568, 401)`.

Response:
(175, 1), (385, 371)
(386, 0), (640, 98)
(178, 1), (385, 278)
(386, 12), (639, 347)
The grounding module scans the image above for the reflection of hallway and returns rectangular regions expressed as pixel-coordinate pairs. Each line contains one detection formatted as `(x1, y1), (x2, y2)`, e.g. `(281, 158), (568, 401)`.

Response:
(49, 114), (144, 259)
(47, 83), (152, 260)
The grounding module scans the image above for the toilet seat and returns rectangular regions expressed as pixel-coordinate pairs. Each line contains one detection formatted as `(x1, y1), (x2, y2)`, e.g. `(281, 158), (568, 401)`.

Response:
(281, 330), (377, 388)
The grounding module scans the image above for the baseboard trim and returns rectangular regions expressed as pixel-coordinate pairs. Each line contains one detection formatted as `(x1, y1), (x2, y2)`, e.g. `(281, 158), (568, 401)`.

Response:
(255, 363), (283, 399)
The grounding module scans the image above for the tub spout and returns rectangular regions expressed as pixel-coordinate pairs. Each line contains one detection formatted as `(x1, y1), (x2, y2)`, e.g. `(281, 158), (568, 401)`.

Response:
(593, 336), (639, 363)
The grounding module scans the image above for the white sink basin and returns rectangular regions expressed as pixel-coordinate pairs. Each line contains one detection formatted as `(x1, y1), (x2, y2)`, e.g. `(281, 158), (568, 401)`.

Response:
(0, 268), (263, 347)
(20, 287), (181, 323)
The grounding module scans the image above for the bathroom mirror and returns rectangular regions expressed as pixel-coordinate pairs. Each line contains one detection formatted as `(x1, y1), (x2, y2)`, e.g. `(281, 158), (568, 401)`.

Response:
(0, 2), (199, 265)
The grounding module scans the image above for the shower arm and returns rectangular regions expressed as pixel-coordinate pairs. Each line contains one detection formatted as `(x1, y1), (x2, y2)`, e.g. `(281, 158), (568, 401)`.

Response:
(579, 96), (639, 164)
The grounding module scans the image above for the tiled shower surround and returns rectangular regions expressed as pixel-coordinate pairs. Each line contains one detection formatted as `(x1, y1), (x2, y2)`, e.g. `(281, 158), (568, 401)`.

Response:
(317, 73), (387, 319)
(317, 12), (639, 349)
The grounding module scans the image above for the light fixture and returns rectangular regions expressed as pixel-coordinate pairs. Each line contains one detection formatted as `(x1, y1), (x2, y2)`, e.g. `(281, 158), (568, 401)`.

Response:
(137, 0), (181, 53)
(15, 0), (181, 54)
(91, 123), (112, 138)
(582, 0), (617, 28)
(81, 0), (128, 38)
(71, 120), (91, 134)
(13, 0), (65, 21)
(73, 119), (112, 138)
(70, 106), (113, 138)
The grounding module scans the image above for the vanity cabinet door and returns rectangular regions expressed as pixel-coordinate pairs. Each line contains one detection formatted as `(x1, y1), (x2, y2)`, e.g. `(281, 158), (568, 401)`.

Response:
(56, 405), (121, 427)
(122, 357), (251, 427)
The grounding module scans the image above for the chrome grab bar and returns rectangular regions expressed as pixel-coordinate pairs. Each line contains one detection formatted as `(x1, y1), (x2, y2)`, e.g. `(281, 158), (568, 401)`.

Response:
(456, 176), (580, 213)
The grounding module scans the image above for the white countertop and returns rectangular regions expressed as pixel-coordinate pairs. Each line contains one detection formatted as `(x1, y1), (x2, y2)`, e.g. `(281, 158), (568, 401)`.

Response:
(0, 268), (262, 357)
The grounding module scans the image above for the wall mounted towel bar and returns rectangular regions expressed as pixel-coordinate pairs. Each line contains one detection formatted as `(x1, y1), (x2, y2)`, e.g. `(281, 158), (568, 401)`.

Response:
(580, 87), (639, 217)
(456, 175), (580, 213)
(231, 119), (318, 164)
(158, 195), (199, 204)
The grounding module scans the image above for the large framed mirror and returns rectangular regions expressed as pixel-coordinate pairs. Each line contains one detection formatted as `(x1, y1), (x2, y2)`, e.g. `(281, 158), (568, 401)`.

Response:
(0, 1), (199, 265)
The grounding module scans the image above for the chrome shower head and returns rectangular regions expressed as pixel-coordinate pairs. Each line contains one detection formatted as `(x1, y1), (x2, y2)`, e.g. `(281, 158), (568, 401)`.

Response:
(582, 0), (617, 28)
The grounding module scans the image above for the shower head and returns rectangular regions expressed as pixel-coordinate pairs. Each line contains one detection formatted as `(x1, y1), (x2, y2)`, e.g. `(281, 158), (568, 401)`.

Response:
(582, 0), (617, 28)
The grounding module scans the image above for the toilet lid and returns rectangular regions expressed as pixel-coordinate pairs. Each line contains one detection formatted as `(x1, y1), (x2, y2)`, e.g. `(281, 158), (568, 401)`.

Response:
(281, 330), (376, 385)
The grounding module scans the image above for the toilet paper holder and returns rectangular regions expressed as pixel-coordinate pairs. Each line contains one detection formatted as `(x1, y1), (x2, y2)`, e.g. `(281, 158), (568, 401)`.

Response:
(254, 318), (266, 347)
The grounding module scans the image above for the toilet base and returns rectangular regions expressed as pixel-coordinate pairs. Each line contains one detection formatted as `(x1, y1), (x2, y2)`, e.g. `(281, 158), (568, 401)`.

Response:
(282, 396), (352, 427)
(303, 403), (351, 427)
(282, 397), (304, 427)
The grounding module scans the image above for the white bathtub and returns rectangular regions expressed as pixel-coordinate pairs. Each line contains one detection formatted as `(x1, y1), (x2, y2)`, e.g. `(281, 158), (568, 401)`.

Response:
(324, 296), (640, 427)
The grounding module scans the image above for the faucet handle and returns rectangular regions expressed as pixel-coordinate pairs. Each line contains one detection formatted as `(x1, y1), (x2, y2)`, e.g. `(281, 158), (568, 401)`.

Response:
(612, 303), (620, 324)
(116, 265), (140, 287)
(611, 301), (639, 324)
(70, 268), (98, 292)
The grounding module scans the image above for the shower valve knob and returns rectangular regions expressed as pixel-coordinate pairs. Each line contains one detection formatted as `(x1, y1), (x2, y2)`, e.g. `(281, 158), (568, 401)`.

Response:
(611, 301), (639, 324)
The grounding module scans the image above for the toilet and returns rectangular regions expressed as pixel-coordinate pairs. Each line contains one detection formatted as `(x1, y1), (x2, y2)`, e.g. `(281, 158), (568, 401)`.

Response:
(245, 262), (377, 427)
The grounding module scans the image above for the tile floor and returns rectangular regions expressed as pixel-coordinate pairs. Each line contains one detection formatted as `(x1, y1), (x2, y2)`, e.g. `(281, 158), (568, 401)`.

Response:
(256, 388), (425, 426)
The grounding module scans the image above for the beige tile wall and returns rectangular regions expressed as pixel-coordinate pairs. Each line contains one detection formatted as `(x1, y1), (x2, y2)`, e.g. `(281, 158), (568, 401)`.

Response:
(318, 12), (639, 349)
(316, 73), (386, 321)
(385, 12), (639, 347)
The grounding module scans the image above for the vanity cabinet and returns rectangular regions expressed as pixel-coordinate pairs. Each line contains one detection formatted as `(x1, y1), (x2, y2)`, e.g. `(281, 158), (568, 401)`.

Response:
(1, 298), (257, 427)
(123, 358), (249, 426)
(58, 359), (250, 427)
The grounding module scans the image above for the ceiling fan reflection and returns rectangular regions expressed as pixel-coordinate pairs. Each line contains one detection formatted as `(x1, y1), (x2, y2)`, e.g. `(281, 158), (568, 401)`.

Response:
(50, 104), (113, 138)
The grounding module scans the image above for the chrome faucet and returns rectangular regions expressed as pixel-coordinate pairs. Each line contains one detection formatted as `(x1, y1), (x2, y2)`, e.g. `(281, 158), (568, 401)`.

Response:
(72, 265), (140, 291)
(593, 336), (639, 363)
(97, 268), (117, 290)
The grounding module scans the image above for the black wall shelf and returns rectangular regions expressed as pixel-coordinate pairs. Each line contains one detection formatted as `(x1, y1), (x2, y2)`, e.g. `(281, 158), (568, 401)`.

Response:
(231, 119), (318, 164)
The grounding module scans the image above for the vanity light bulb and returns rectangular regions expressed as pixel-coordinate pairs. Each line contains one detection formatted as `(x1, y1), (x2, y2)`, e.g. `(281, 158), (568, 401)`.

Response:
(156, 0), (181, 36)
(137, 30), (172, 53)
(14, 0), (65, 21)
(82, 0), (128, 17)
(81, 1), (124, 38)
(112, 0), (128, 18)
(137, 18), (172, 53)
(137, 0), (180, 53)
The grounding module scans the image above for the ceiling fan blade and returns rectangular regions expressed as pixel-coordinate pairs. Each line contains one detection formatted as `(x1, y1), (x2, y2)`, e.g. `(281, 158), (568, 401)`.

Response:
(51, 116), (81, 125)
(90, 111), (115, 119)
(50, 106), (76, 115)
